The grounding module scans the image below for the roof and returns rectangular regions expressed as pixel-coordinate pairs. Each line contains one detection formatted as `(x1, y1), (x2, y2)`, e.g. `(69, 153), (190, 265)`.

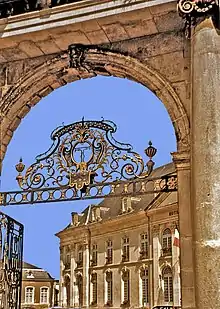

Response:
(22, 261), (54, 281)
(23, 262), (41, 270)
(57, 162), (176, 235)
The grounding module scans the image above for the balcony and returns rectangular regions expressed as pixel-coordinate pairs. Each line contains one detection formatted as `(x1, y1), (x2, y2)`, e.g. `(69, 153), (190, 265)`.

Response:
(0, 0), (84, 18)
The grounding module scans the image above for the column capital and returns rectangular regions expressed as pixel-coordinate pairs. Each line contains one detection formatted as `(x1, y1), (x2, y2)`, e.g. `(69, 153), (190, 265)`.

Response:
(172, 151), (190, 171)
(177, 0), (218, 38)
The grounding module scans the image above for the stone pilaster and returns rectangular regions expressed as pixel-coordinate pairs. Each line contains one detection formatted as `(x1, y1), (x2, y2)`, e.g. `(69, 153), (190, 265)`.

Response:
(152, 224), (160, 306)
(70, 244), (76, 307)
(83, 237), (90, 308)
(172, 151), (196, 309)
(59, 246), (65, 307)
(191, 18), (220, 309)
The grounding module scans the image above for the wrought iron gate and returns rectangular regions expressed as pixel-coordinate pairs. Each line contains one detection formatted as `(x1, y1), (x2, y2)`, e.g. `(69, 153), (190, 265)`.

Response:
(0, 212), (23, 309)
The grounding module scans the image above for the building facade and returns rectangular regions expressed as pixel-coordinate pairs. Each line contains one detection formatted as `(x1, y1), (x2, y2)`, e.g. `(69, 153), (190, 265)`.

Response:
(56, 163), (181, 308)
(21, 262), (59, 309)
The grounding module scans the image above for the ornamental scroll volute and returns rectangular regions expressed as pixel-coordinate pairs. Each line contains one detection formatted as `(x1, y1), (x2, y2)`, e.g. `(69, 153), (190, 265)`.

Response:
(15, 119), (157, 192)
(177, 0), (219, 38)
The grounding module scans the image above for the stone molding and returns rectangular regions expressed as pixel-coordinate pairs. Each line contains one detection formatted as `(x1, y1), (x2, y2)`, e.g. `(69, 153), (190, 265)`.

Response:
(172, 151), (190, 171)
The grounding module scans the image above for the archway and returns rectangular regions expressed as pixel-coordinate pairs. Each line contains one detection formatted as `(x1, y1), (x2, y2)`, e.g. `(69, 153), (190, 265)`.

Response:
(0, 46), (193, 309)
(0, 47), (190, 167)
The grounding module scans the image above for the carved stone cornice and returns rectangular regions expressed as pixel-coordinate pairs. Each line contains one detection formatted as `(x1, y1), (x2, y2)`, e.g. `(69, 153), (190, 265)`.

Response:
(177, 0), (219, 38)
(172, 151), (190, 171)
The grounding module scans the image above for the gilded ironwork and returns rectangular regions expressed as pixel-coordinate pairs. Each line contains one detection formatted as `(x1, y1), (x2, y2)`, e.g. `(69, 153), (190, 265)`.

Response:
(0, 212), (23, 309)
(177, 0), (219, 38)
(0, 174), (178, 206)
(15, 119), (157, 191)
(0, 119), (178, 207)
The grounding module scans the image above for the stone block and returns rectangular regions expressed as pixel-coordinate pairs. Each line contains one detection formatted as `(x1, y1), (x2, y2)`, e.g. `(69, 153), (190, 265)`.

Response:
(147, 51), (189, 83)
(35, 39), (61, 55)
(18, 41), (44, 57)
(101, 23), (129, 42)
(86, 29), (110, 44)
(123, 19), (158, 38)
(1, 47), (27, 61)
(53, 31), (90, 50)
(154, 11), (183, 33)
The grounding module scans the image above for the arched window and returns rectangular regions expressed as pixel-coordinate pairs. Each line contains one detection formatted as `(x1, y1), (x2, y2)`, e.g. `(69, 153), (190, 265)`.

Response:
(91, 273), (97, 305)
(122, 269), (130, 305)
(25, 286), (34, 304)
(106, 271), (113, 306)
(140, 268), (149, 306)
(64, 275), (70, 307)
(40, 287), (49, 304)
(162, 228), (172, 256)
(163, 267), (173, 303)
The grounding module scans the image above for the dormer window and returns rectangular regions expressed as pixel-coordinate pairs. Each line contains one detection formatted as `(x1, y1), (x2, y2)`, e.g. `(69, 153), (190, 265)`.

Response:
(121, 198), (133, 214)
(26, 271), (34, 279)
(72, 212), (79, 226)
(92, 206), (102, 222)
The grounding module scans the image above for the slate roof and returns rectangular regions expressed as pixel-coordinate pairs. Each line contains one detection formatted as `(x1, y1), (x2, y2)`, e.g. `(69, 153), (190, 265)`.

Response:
(22, 262), (54, 281)
(57, 162), (177, 234)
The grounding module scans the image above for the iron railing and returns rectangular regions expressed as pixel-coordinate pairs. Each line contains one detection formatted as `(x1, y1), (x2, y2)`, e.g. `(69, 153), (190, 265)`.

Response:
(0, 0), (84, 18)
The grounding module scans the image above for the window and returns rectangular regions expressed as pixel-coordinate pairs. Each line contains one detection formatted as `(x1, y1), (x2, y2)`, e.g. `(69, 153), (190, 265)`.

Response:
(140, 233), (148, 259)
(122, 237), (129, 262)
(77, 245), (83, 268)
(162, 229), (172, 256)
(91, 244), (98, 266)
(40, 287), (49, 304)
(163, 267), (173, 302)
(122, 270), (130, 305)
(140, 268), (149, 306)
(65, 252), (71, 269)
(25, 287), (34, 304)
(106, 271), (113, 306)
(106, 240), (113, 264)
(91, 273), (97, 305)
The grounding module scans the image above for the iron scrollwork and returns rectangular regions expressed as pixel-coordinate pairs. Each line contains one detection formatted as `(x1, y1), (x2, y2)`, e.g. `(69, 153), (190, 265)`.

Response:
(0, 212), (23, 309)
(177, 0), (219, 38)
(15, 119), (157, 192)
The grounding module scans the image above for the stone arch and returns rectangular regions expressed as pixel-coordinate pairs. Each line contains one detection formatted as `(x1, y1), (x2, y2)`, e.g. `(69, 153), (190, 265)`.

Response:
(0, 48), (190, 164)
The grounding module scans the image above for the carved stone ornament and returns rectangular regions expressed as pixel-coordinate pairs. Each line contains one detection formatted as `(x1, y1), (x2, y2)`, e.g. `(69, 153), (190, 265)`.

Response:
(177, 0), (219, 38)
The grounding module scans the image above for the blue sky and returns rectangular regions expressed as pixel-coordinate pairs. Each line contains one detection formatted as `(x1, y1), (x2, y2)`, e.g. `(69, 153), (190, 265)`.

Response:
(0, 76), (176, 279)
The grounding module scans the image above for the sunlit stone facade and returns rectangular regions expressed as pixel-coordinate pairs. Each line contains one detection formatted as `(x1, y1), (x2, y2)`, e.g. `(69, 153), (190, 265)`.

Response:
(56, 163), (181, 309)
